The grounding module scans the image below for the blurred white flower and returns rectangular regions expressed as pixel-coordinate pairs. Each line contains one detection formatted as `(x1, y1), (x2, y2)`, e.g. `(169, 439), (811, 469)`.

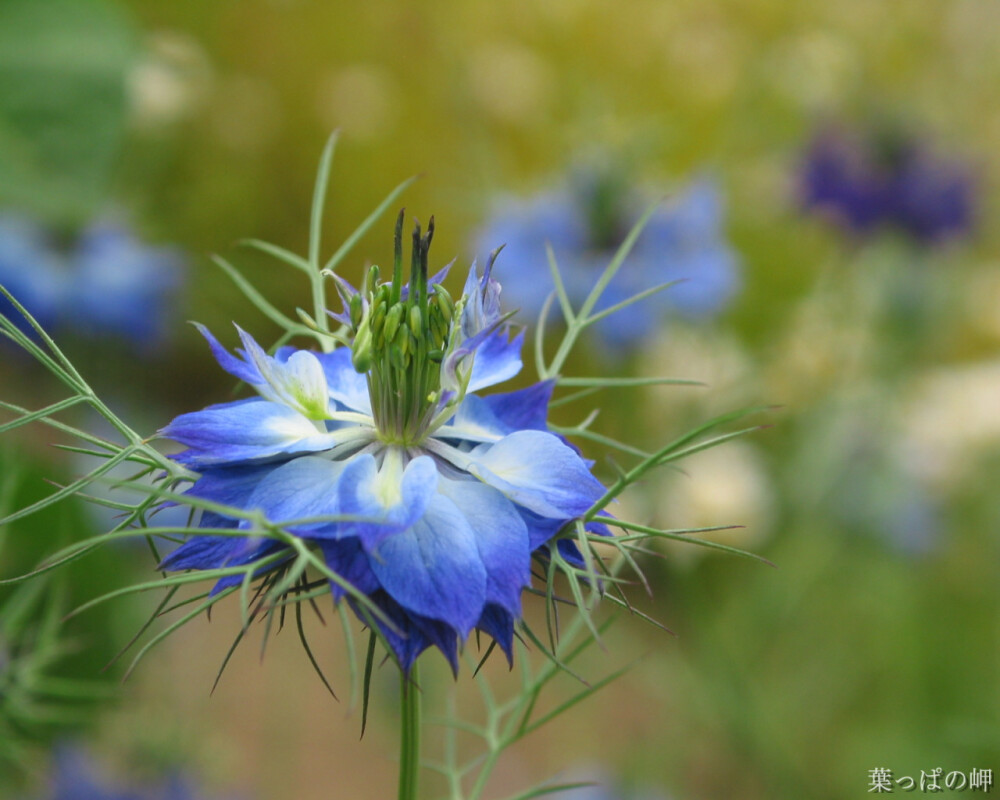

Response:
(466, 42), (554, 124)
(901, 359), (1000, 489)
(128, 32), (212, 128)
(317, 64), (397, 140)
(654, 441), (774, 564)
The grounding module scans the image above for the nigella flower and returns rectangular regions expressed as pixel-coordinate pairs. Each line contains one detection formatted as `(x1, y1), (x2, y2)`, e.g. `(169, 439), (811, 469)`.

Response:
(158, 214), (608, 673)
(800, 126), (976, 244)
(0, 214), (182, 347)
(473, 164), (740, 349)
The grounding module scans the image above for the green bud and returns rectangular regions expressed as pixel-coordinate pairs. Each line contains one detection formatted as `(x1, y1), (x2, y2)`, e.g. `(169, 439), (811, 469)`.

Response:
(431, 312), (449, 344)
(390, 344), (406, 370)
(428, 349), (444, 363)
(384, 304), (402, 342)
(371, 299), (387, 335)
(365, 264), (381, 295)
(433, 285), (454, 323)
(395, 321), (410, 357)
(352, 325), (373, 373)
(349, 294), (363, 329)
(408, 306), (422, 336)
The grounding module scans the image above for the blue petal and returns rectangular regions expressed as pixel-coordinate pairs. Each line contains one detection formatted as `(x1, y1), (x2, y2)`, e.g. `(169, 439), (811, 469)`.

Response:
(158, 535), (287, 595)
(236, 326), (331, 418)
(465, 430), (606, 518)
(319, 538), (380, 600)
(185, 463), (275, 508)
(241, 456), (347, 534)
(519, 507), (566, 550)
(476, 604), (516, 665)
(438, 477), (530, 616)
(314, 346), (372, 414)
(368, 491), (487, 637)
(338, 452), (438, 550)
(467, 328), (524, 392)
(159, 535), (250, 571)
(179, 462), (276, 529)
(349, 592), (458, 675)
(193, 323), (262, 384)
(481, 380), (554, 432)
(444, 380), (553, 444)
(162, 398), (342, 467)
(520, 509), (612, 552)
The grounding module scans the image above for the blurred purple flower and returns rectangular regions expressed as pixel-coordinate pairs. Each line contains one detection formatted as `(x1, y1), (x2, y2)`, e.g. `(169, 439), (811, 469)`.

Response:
(0, 214), (183, 348)
(800, 127), (976, 244)
(474, 166), (741, 349)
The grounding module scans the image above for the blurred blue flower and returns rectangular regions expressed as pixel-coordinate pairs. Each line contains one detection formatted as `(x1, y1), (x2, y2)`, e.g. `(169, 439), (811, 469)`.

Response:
(0, 216), (66, 335)
(41, 747), (219, 800)
(474, 167), (741, 349)
(70, 222), (183, 346)
(0, 214), (182, 347)
(159, 223), (608, 673)
(800, 127), (976, 244)
(556, 767), (670, 800)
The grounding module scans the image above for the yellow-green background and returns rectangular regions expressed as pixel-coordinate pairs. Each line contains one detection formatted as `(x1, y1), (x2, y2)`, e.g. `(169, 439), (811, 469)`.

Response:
(1, 1), (998, 798)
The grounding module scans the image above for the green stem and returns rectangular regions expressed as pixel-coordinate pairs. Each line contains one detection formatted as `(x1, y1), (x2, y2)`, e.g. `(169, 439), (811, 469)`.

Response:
(398, 662), (422, 800)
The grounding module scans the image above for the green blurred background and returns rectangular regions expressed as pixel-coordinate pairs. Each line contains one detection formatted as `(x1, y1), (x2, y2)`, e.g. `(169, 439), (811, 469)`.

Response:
(0, 0), (998, 798)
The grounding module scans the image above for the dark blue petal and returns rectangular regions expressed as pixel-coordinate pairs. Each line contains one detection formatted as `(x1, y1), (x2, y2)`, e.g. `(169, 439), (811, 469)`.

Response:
(348, 591), (459, 675)
(158, 535), (288, 596)
(481, 380), (554, 432)
(184, 463), (276, 516)
(319, 538), (380, 600)
(476, 604), (516, 666)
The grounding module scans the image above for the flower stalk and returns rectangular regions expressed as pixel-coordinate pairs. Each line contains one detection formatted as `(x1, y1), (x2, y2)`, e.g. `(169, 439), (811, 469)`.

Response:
(398, 662), (422, 800)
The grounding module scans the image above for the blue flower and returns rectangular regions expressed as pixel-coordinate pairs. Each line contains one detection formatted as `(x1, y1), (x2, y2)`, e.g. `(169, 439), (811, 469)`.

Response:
(800, 127), (976, 244)
(0, 216), (66, 336)
(69, 222), (183, 346)
(473, 166), (740, 349)
(0, 214), (182, 347)
(42, 746), (220, 800)
(159, 218), (607, 673)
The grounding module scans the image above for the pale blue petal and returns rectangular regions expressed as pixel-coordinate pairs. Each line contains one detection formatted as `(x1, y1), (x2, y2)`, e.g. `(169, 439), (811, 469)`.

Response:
(368, 491), (486, 636)
(241, 456), (347, 534)
(467, 328), (524, 392)
(236, 325), (330, 418)
(465, 430), (605, 518)
(438, 477), (530, 615)
(315, 346), (373, 414)
(162, 398), (341, 467)
(338, 452), (439, 550)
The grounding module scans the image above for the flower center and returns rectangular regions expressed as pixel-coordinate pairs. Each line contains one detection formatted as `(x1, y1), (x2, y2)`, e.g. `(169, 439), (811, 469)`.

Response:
(349, 213), (456, 447)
